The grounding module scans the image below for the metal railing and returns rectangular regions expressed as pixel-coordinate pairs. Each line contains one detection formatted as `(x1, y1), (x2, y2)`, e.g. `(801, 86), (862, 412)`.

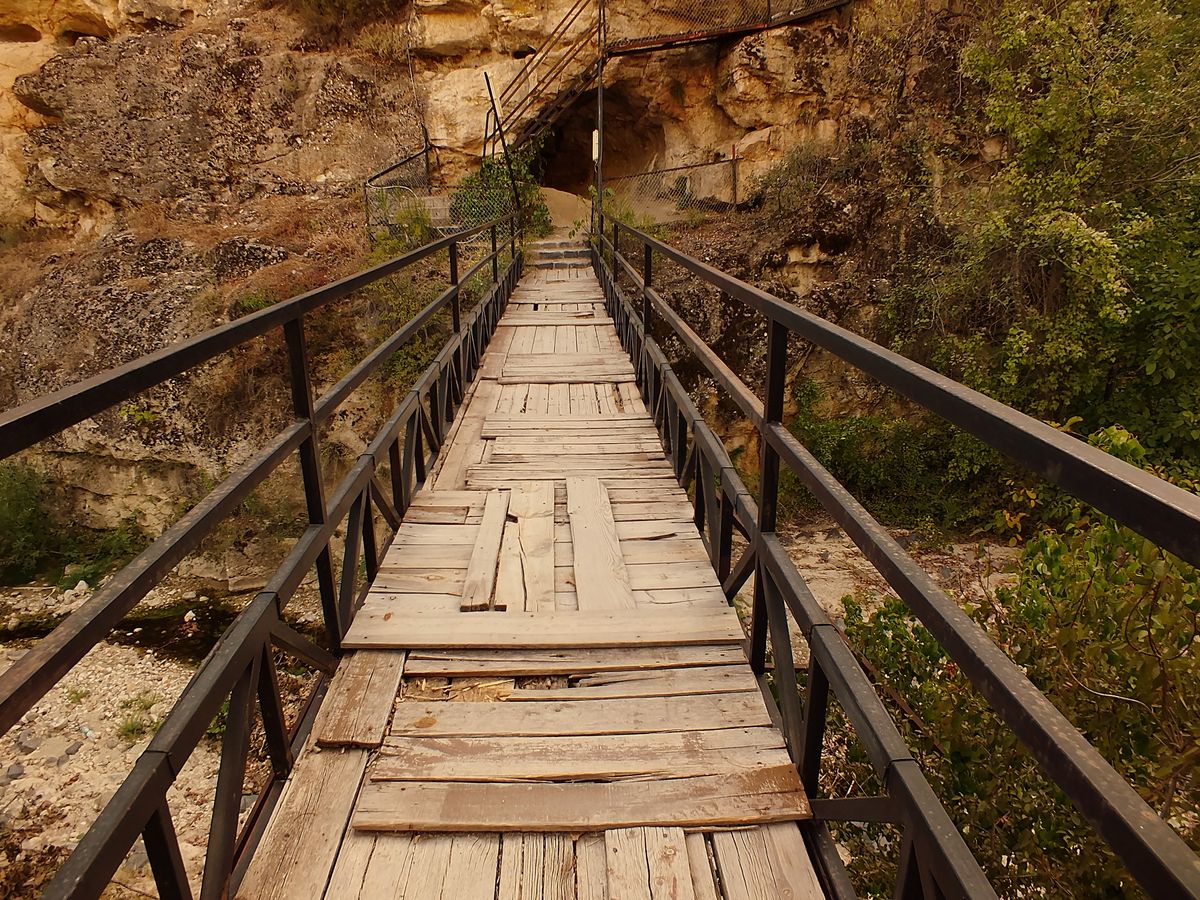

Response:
(363, 145), (434, 235)
(0, 215), (524, 899)
(591, 216), (1200, 899)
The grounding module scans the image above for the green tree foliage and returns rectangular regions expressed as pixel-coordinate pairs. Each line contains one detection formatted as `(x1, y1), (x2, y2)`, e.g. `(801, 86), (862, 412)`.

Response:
(837, 428), (1198, 895)
(0, 461), (150, 588)
(450, 143), (553, 237)
(0, 462), (53, 583)
(888, 0), (1200, 479)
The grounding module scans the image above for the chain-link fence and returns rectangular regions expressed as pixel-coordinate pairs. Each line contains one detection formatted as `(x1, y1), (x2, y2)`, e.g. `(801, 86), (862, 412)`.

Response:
(604, 158), (740, 227)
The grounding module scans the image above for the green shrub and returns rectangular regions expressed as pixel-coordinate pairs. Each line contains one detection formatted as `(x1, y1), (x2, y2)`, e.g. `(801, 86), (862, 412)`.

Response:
(836, 429), (1199, 895)
(450, 141), (552, 237)
(0, 462), (53, 584)
(57, 517), (150, 589)
(782, 378), (990, 528)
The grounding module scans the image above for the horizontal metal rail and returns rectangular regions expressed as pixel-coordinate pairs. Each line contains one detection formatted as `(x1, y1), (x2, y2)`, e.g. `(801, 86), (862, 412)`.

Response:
(0, 219), (501, 459)
(32, 223), (524, 899)
(593, 218), (1200, 898)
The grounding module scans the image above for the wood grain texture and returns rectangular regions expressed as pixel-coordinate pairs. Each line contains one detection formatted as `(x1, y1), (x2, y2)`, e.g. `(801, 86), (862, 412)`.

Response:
(567, 477), (636, 610)
(402, 645), (747, 677)
(371, 728), (790, 782)
(342, 608), (745, 650)
(353, 766), (810, 832)
(236, 746), (368, 900)
(387, 692), (771, 737)
(313, 651), (405, 748)
(459, 489), (509, 611)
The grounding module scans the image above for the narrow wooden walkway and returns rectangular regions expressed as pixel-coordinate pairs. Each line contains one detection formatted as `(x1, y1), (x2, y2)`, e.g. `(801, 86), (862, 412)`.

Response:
(236, 248), (823, 899)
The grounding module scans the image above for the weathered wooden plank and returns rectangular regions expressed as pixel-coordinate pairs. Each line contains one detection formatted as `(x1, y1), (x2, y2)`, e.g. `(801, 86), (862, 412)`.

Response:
(323, 832), (416, 900)
(441, 833), (501, 900)
(555, 539), (710, 568)
(497, 833), (573, 900)
(498, 373), (637, 385)
(372, 728), (789, 781)
(401, 833), (455, 896)
(235, 746), (368, 900)
(353, 766), (810, 831)
(711, 828), (789, 900)
(388, 692), (770, 737)
(460, 489), (510, 611)
(576, 833), (608, 900)
(762, 822), (827, 899)
(646, 827), (696, 900)
(606, 828), (653, 900)
(684, 834), (721, 900)
(477, 325), (515, 378)
(516, 665), (759, 700)
(512, 481), (555, 614)
(403, 645), (746, 677)
(314, 651), (405, 748)
(433, 380), (499, 490)
(567, 477), (636, 611)
(342, 608), (745, 649)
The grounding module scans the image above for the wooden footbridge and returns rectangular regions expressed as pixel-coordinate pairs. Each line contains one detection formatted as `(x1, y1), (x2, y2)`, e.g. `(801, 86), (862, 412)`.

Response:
(236, 261), (821, 899)
(1, 219), (1199, 899)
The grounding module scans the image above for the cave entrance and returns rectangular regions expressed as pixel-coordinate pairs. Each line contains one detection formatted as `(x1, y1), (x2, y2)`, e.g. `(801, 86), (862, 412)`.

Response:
(537, 85), (667, 198)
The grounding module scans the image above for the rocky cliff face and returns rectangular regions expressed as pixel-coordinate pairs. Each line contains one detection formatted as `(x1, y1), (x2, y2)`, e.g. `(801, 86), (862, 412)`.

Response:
(0, 1), (424, 537)
(0, 0), (989, 540)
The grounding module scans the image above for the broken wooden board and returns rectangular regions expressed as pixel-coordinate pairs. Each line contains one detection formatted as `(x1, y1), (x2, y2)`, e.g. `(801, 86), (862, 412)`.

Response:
(313, 651), (406, 748)
(371, 727), (790, 782)
(567, 477), (636, 610)
(402, 645), (747, 677)
(353, 766), (810, 832)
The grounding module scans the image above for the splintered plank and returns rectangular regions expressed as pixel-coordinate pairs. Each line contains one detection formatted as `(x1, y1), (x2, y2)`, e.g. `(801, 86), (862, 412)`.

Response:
(685, 834), (722, 900)
(495, 526), (526, 613)
(513, 665), (758, 700)
(567, 477), (636, 610)
(314, 651), (406, 748)
(606, 827), (695, 900)
(353, 766), (810, 832)
(341, 608), (745, 649)
(460, 489), (510, 611)
(402, 645), (746, 677)
(371, 728), (790, 782)
(511, 481), (555, 613)
(497, 833), (574, 900)
(236, 746), (368, 900)
(388, 692), (770, 737)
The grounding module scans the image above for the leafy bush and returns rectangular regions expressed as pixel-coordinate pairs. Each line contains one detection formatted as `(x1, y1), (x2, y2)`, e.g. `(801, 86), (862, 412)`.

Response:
(886, 0), (1200, 481)
(450, 142), (552, 237)
(0, 463), (53, 584)
(1, 461), (150, 587)
(782, 378), (990, 527)
(836, 429), (1199, 895)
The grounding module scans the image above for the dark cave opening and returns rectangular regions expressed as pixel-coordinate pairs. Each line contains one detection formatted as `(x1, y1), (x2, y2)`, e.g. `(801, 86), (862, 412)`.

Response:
(537, 85), (667, 197)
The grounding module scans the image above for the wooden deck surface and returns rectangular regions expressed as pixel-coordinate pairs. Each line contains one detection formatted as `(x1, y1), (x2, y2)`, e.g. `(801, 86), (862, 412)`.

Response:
(236, 248), (824, 899)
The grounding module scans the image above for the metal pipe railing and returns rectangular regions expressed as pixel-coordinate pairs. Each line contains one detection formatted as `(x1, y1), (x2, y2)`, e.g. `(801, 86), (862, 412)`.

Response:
(592, 216), (1200, 899)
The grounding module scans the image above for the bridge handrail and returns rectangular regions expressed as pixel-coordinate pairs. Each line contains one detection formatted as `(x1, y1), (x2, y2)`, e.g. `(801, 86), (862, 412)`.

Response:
(21, 217), (524, 899)
(593, 217), (1200, 899)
